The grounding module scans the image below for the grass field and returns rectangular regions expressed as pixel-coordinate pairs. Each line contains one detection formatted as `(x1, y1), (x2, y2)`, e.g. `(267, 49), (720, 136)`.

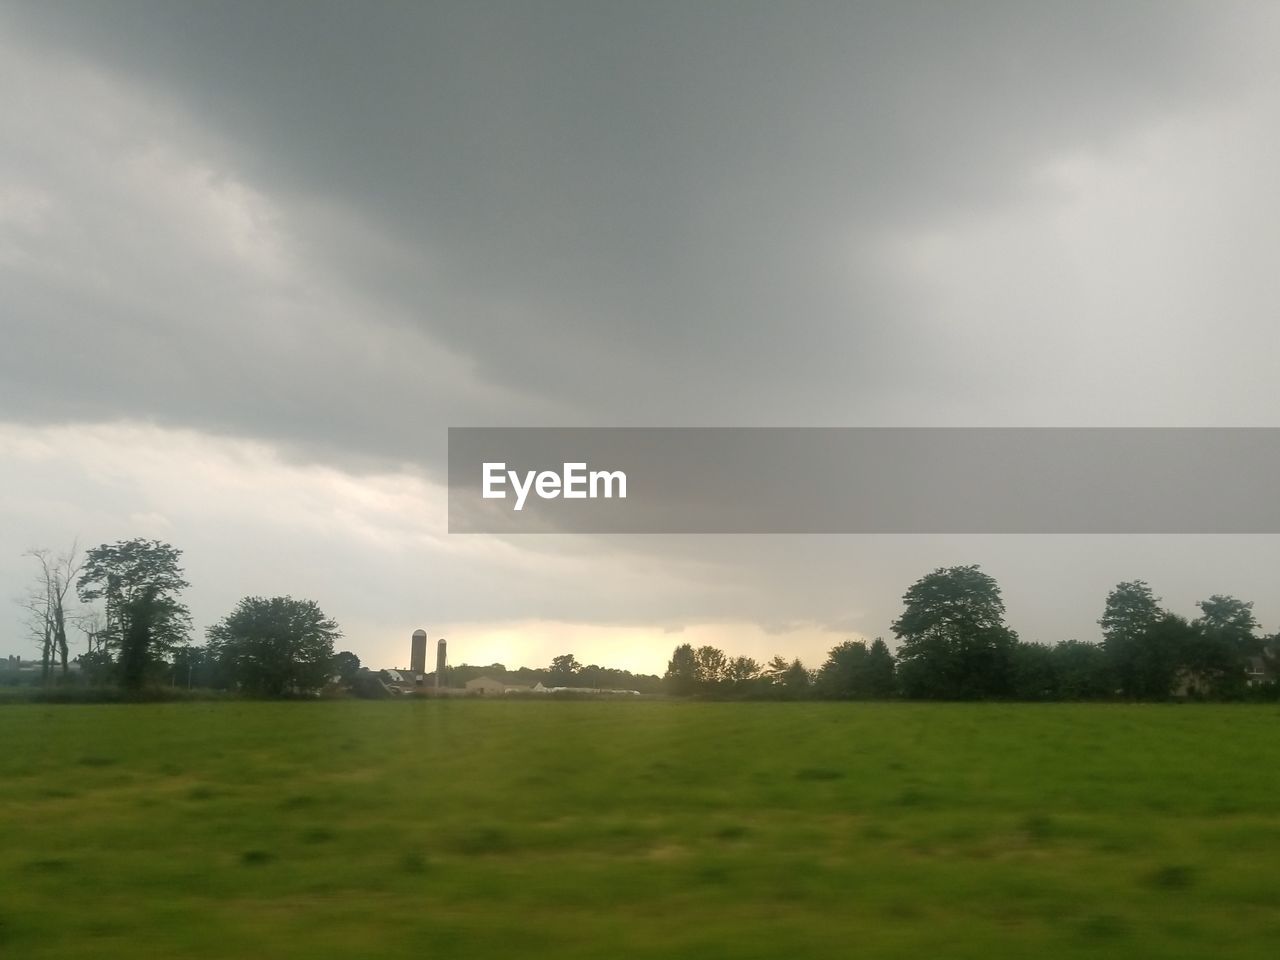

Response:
(2, 701), (1279, 958)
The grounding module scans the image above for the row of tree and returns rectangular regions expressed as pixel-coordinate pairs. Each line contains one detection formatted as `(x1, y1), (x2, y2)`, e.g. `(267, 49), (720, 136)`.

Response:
(663, 566), (1278, 701)
(16, 541), (1278, 701)
(662, 640), (897, 699)
(16, 538), (662, 698)
(16, 539), (344, 696)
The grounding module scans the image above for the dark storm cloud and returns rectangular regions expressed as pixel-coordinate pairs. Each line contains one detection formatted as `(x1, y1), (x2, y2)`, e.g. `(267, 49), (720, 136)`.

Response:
(1, 1), (1265, 463)
(4, 1), (1280, 663)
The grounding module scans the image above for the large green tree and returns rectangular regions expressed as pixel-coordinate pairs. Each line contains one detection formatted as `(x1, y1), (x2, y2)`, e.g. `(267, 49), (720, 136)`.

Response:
(817, 640), (873, 699)
(207, 596), (340, 697)
(332, 650), (362, 685)
(725, 656), (762, 687)
(663, 643), (698, 696)
(76, 539), (191, 689)
(865, 638), (897, 698)
(1188, 595), (1259, 695)
(548, 654), (581, 683)
(892, 565), (1017, 699)
(1099, 581), (1178, 698)
(780, 659), (812, 699)
(694, 646), (729, 690)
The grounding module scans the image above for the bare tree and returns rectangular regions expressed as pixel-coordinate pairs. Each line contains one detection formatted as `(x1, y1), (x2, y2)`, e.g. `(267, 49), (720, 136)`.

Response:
(19, 542), (84, 683)
(80, 609), (107, 656)
(76, 609), (113, 685)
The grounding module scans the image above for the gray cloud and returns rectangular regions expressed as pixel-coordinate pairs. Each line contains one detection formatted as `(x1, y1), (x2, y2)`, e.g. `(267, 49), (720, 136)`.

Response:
(3, 2), (1280, 667)
(6, 2), (1276, 444)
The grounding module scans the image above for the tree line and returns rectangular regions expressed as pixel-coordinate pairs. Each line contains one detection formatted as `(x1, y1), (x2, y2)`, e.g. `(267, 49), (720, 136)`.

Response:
(10, 537), (664, 699)
(663, 565), (1278, 701)
(12, 538), (342, 697)
(11, 541), (1278, 701)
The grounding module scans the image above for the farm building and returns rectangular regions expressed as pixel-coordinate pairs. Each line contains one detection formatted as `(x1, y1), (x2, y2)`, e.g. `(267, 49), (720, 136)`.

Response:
(464, 676), (532, 695)
(530, 682), (641, 696)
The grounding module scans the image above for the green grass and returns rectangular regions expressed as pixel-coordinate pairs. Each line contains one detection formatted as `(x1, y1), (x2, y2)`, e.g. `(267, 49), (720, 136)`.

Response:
(2, 701), (1279, 958)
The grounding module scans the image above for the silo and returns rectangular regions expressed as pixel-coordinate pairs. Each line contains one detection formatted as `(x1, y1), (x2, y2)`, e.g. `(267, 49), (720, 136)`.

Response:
(410, 629), (428, 677)
(435, 638), (447, 689)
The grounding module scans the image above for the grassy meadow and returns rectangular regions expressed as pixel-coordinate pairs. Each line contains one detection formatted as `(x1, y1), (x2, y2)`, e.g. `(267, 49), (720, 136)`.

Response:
(2, 700), (1279, 958)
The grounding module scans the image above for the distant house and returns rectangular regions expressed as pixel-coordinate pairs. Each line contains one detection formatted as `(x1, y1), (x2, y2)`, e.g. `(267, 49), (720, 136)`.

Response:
(1174, 658), (1273, 697)
(458, 680), (537, 696)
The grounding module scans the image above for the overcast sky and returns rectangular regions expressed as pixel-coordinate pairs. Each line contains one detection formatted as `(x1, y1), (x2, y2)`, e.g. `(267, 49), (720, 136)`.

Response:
(3, 1), (1280, 674)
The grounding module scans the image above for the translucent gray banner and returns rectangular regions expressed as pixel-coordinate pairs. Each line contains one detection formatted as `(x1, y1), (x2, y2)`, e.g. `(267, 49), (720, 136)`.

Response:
(447, 428), (1280, 534)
